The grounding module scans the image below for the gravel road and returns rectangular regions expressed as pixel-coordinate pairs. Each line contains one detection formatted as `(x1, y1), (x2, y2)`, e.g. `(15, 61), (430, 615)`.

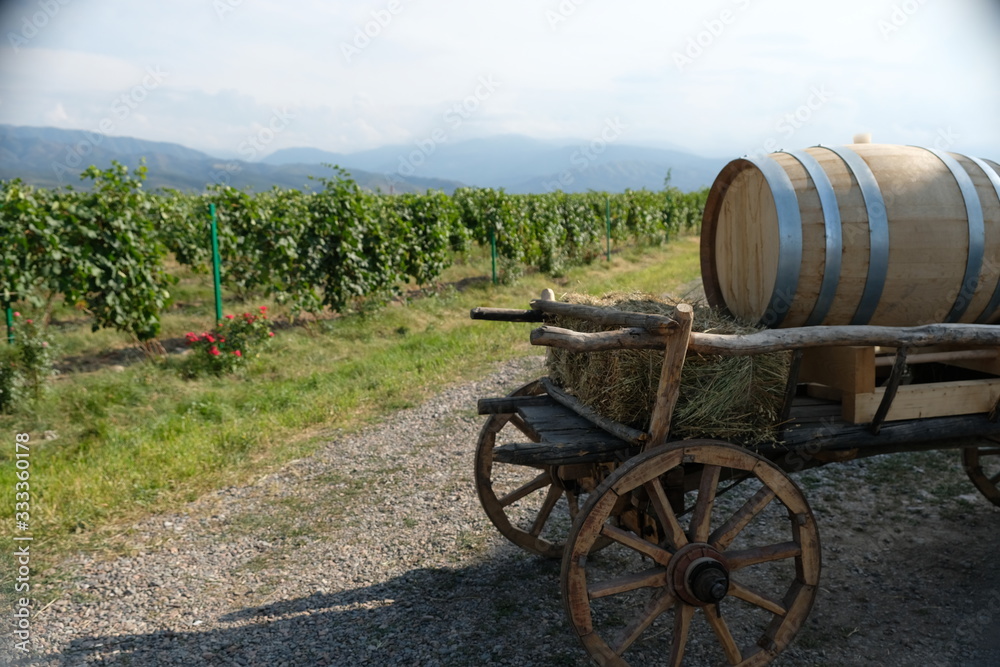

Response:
(5, 354), (1000, 666)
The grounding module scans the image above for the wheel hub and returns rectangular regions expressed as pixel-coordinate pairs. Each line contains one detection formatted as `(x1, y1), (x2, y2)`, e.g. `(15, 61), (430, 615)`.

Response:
(668, 544), (730, 606)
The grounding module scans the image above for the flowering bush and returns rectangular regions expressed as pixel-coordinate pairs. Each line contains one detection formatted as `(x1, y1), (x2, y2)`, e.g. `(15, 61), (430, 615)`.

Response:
(183, 306), (274, 375)
(0, 313), (54, 413)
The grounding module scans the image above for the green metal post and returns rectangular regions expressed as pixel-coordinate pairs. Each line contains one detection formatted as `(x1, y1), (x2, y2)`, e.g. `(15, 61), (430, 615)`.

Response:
(209, 203), (223, 323)
(605, 197), (612, 261)
(489, 226), (498, 285)
(5, 304), (13, 345)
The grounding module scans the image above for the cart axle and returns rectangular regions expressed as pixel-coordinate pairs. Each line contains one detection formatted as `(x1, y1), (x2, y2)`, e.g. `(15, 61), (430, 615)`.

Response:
(690, 560), (730, 604)
(668, 544), (732, 607)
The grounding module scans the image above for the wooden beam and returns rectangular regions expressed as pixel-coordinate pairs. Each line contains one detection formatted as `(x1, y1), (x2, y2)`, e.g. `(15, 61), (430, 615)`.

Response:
(470, 307), (545, 322)
(531, 323), (1000, 356)
(848, 378), (1000, 424)
(872, 348), (997, 367)
(690, 324), (1000, 355)
(530, 325), (669, 351)
(493, 440), (633, 465)
(528, 299), (678, 333)
(778, 412), (1000, 455)
(647, 304), (694, 448)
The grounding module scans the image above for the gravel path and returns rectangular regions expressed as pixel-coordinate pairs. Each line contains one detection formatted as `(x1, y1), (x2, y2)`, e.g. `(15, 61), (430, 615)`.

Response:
(5, 354), (1000, 666)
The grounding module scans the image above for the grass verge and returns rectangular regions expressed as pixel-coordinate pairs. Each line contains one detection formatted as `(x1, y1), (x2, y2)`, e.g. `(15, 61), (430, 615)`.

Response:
(0, 237), (701, 581)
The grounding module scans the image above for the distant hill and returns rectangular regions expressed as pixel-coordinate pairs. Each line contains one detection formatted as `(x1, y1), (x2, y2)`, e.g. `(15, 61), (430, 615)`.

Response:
(0, 125), (462, 194)
(0, 125), (725, 195)
(264, 134), (726, 193)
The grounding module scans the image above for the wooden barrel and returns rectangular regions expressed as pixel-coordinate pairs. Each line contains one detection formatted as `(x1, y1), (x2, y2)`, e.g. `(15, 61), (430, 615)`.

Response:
(700, 143), (1000, 327)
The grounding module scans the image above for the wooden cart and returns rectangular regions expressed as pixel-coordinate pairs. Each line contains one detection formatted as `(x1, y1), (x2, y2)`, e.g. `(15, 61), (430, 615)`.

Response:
(471, 295), (1000, 666)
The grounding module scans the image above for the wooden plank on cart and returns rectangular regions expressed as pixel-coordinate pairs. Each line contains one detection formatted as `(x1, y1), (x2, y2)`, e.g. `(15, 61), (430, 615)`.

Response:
(848, 378), (1000, 423)
(479, 397), (636, 465)
(516, 404), (602, 431)
(780, 411), (1000, 454)
(799, 346), (875, 394)
(494, 440), (633, 465)
(477, 395), (552, 414)
(799, 343), (1000, 424)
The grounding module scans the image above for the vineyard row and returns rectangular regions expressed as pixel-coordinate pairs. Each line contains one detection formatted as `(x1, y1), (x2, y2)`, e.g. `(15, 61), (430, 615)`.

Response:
(1, 162), (708, 340)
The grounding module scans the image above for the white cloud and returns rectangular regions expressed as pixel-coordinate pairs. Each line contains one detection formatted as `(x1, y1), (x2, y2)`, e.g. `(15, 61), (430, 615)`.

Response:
(0, 0), (997, 159)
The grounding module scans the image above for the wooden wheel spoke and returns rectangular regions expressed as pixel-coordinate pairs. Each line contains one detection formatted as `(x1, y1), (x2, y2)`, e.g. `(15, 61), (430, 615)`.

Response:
(498, 472), (551, 508)
(610, 589), (676, 655)
(529, 481), (564, 537)
(962, 446), (1000, 508)
(704, 604), (743, 665)
(588, 567), (669, 600)
(561, 442), (821, 666)
(669, 602), (695, 667)
(566, 489), (580, 520)
(644, 478), (688, 549)
(710, 486), (776, 551)
(975, 447), (1000, 457)
(600, 524), (673, 565)
(725, 541), (801, 570)
(689, 464), (722, 543)
(727, 578), (787, 616)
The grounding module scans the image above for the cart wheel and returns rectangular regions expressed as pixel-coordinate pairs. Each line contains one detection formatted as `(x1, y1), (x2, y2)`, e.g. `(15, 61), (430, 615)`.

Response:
(476, 379), (612, 559)
(562, 440), (820, 666)
(962, 440), (1000, 507)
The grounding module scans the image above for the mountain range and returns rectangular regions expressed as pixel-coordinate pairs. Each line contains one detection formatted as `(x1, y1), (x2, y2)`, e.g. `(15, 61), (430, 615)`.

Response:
(0, 124), (726, 194)
(262, 134), (725, 192)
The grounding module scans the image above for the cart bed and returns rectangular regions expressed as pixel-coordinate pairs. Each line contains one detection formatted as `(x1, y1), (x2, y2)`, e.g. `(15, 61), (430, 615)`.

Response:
(478, 394), (635, 465)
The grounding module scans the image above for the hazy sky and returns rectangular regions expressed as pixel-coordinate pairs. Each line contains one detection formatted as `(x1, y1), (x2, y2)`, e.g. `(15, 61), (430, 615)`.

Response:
(0, 0), (998, 160)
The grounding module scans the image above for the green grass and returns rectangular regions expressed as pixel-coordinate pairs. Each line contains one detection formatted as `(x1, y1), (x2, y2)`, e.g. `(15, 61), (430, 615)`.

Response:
(0, 237), (702, 579)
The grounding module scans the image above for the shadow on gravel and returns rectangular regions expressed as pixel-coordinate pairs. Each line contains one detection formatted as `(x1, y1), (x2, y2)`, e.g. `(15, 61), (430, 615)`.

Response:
(38, 553), (579, 667)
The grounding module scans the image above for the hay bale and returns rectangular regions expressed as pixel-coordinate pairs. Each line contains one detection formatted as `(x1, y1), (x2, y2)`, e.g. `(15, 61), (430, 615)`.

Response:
(546, 292), (789, 445)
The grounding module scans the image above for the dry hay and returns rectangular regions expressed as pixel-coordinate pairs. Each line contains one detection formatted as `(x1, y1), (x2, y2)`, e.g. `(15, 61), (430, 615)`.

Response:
(545, 292), (790, 445)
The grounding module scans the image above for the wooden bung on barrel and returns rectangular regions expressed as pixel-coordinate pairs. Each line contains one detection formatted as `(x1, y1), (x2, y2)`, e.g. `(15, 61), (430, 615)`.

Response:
(700, 141), (1000, 328)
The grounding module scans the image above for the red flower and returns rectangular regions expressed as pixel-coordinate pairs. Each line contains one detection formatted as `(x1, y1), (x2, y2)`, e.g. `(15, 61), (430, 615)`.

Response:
(205, 334), (216, 343)
(225, 314), (235, 320)
(12, 312), (20, 317)
(233, 350), (242, 357)
(268, 331), (275, 337)
(209, 346), (220, 356)
(259, 306), (268, 312)
(25, 319), (32, 324)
